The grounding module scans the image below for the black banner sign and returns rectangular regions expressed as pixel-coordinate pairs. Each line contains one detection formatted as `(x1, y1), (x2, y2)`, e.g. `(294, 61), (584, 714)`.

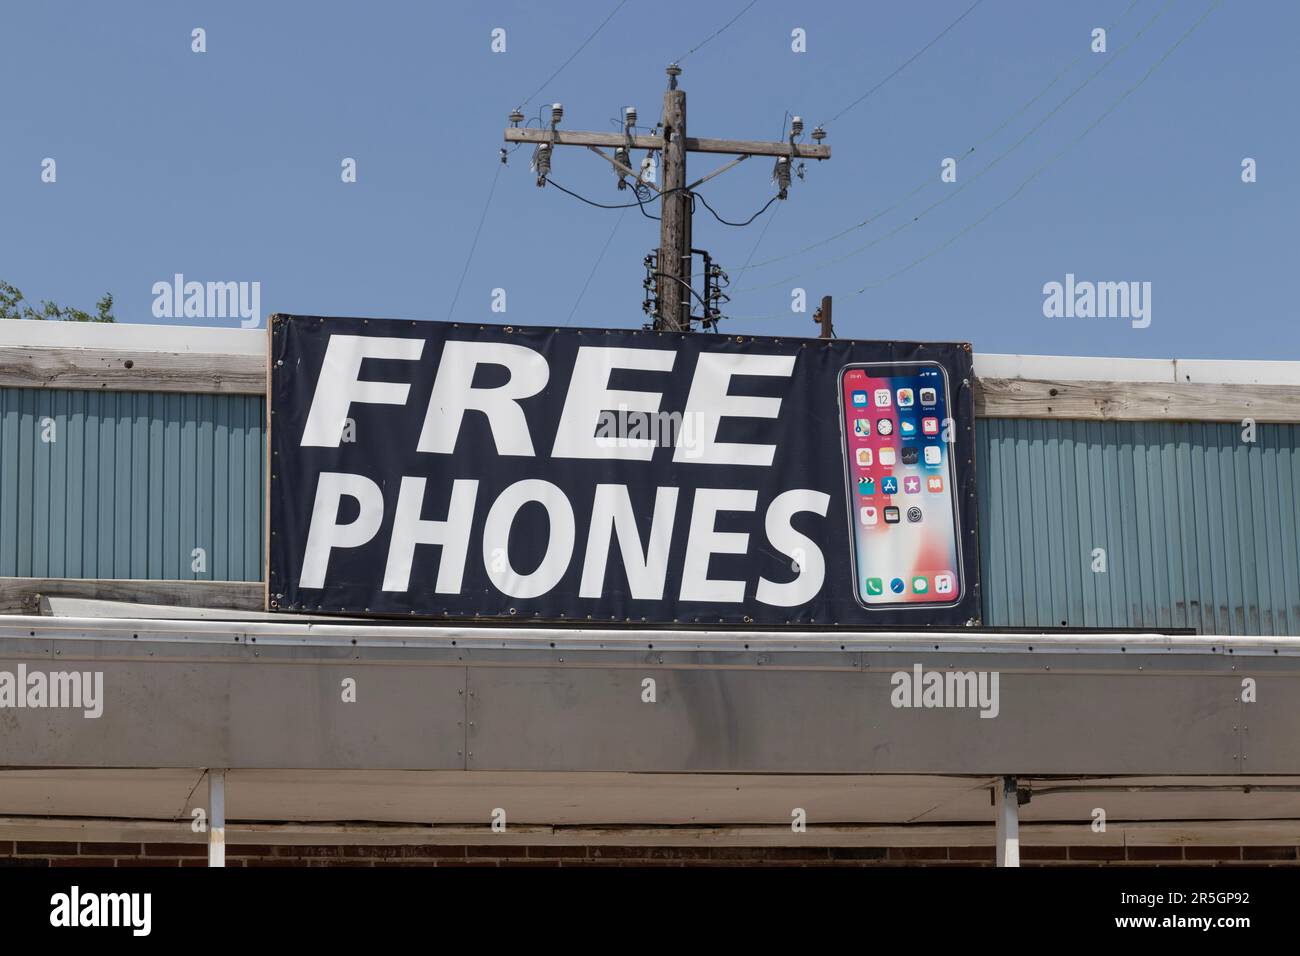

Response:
(268, 315), (980, 627)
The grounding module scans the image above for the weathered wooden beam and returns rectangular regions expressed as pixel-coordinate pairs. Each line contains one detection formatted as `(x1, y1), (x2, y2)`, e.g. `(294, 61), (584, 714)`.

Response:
(0, 577), (263, 614)
(503, 126), (831, 159)
(3, 341), (1298, 422)
(0, 344), (266, 394)
(975, 377), (1300, 423)
(684, 135), (830, 159)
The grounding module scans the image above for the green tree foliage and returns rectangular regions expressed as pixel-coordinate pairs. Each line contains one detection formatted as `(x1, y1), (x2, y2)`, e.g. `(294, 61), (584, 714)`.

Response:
(0, 281), (115, 322)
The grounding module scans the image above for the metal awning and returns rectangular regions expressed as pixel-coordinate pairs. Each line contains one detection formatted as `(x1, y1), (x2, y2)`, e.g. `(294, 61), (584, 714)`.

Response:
(1, 615), (1296, 775)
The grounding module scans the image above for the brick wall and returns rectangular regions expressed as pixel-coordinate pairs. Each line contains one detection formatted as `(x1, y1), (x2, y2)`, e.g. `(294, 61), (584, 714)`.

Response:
(2, 841), (1298, 866)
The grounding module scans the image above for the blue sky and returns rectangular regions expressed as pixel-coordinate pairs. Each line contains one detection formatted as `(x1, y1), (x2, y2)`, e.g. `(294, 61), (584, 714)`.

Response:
(2, 0), (1296, 359)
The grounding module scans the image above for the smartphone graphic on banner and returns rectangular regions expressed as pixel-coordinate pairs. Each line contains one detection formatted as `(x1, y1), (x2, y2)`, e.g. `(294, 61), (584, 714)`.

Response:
(838, 362), (964, 608)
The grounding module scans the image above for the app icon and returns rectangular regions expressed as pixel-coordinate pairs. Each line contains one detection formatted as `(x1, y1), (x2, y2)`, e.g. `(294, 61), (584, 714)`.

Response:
(898, 418), (916, 437)
(889, 577), (906, 594)
(856, 448), (873, 467)
(857, 477), (875, 496)
(883, 506), (901, 524)
(912, 576), (929, 594)
(860, 506), (877, 526)
(922, 417), (940, 436)
(876, 418), (894, 436)
(924, 445), (942, 465)
(874, 389), (892, 407)
(851, 390), (868, 407)
(880, 475), (898, 495)
(927, 475), (944, 493)
(934, 573), (954, 594)
(901, 447), (919, 465)
(919, 387), (937, 406)
(854, 418), (871, 437)
(903, 475), (921, 495)
(906, 506), (923, 523)
(879, 447), (897, 466)
(865, 577), (884, 596)
(896, 388), (914, 407)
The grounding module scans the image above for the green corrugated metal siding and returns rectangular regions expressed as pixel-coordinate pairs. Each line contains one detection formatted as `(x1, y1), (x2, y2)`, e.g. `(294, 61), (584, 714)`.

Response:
(978, 420), (1300, 635)
(0, 388), (264, 581)
(4, 385), (1299, 634)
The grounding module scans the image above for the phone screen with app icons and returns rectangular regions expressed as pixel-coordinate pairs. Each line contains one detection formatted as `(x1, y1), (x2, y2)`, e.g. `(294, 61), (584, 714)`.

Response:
(839, 363), (963, 607)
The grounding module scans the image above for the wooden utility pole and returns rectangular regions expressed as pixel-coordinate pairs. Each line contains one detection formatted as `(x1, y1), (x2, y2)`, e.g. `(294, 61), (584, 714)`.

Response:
(814, 295), (834, 338)
(504, 65), (830, 332)
(660, 65), (690, 330)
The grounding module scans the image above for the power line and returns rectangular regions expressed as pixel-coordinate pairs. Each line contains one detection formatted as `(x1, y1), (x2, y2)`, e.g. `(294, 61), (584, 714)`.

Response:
(730, 114), (790, 285)
(694, 191), (780, 227)
(672, 0), (762, 65)
(652, 271), (712, 309)
(820, 0), (987, 127)
(446, 161), (502, 320)
(733, 200), (781, 285)
(851, 0), (1223, 295)
(545, 177), (689, 213)
(547, 176), (776, 229)
(744, 0), (1143, 275)
(514, 0), (629, 111)
(565, 208), (628, 325)
(633, 182), (662, 221)
(733, 0), (1171, 296)
(545, 176), (650, 209)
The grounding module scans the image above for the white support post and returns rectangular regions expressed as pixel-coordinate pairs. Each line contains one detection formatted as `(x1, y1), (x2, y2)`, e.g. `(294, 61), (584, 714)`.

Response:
(995, 775), (1020, 867)
(208, 769), (226, 868)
